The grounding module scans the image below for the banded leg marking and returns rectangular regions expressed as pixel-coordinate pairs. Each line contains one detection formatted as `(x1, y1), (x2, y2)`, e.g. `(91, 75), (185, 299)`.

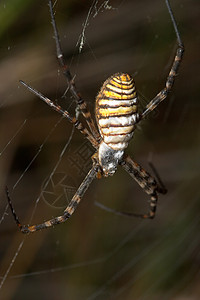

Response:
(120, 155), (164, 218)
(140, 0), (184, 120)
(20, 80), (98, 149)
(48, 0), (100, 141)
(6, 166), (97, 233)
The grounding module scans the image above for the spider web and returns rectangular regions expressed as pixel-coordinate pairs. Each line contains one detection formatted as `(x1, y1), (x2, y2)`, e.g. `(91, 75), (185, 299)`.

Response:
(0, 0), (200, 299)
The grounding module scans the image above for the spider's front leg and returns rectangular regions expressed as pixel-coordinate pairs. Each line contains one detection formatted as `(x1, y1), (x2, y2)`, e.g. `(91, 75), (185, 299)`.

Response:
(140, 0), (184, 120)
(48, 0), (100, 142)
(120, 155), (167, 219)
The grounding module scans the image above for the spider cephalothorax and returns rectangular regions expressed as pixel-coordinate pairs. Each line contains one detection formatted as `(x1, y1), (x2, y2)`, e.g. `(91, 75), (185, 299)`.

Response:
(6, 0), (184, 234)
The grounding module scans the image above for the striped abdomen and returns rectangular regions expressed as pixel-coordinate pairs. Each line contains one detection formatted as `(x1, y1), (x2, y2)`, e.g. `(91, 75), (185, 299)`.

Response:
(96, 73), (138, 151)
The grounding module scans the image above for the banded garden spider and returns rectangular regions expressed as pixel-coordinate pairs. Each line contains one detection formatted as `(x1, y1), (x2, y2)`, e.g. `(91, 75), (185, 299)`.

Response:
(6, 0), (184, 233)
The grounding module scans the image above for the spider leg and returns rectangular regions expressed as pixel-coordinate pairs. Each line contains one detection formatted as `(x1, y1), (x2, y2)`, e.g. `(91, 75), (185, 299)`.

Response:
(20, 80), (98, 149)
(96, 155), (166, 219)
(117, 155), (167, 219)
(6, 165), (98, 233)
(139, 0), (184, 120)
(148, 161), (167, 194)
(48, 0), (100, 141)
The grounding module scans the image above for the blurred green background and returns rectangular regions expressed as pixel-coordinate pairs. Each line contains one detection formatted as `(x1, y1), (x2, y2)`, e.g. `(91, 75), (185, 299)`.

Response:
(0, 0), (199, 299)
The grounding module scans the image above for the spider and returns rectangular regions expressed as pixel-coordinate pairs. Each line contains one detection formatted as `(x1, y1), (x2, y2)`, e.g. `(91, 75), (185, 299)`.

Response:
(6, 0), (184, 234)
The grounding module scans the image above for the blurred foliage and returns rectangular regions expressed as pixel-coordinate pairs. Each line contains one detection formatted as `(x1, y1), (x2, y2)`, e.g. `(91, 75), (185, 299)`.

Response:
(0, 0), (33, 38)
(0, 0), (200, 299)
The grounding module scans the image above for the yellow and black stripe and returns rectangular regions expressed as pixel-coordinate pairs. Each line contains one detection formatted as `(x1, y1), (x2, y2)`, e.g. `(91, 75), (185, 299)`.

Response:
(96, 73), (138, 150)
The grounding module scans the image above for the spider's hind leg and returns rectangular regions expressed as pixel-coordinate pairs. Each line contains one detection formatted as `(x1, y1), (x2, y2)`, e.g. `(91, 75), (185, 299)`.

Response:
(119, 155), (167, 219)
(148, 161), (167, 195)
(6, 166), (98, 234)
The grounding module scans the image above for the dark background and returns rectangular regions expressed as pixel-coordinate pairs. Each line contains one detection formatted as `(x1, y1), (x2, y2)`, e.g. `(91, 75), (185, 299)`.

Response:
(0, 0), (199, 299)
